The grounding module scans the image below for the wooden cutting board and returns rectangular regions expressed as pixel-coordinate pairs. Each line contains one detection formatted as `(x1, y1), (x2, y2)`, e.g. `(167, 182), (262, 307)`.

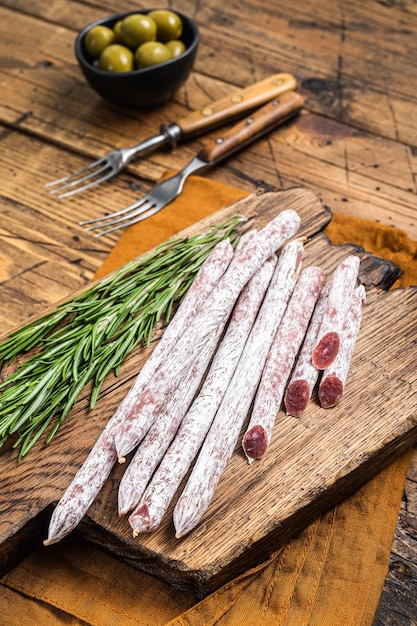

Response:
(1, 188), (417, 598)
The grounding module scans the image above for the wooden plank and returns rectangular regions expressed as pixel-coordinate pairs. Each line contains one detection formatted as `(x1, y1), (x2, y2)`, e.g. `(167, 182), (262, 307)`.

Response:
(1, 189), (417, 598)
(1, 112), (417, 329)
(0, 127), (114, 329)
(0, 6), (415, 244)
(1, 2), (417, 619)
(375, 448), (417, 623)
(1, 98), (416, 246)
(0, 5), (246, 166)
(211, 112), (417, 238)
(186, 0), (417, 143)
(375, 496), (417, 624)
(2, 1), (417, 147)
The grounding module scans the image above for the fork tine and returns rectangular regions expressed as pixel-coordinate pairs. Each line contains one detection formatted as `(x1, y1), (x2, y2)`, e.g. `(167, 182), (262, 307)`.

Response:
(55, 167), (116, 199)
(47, 163), (112, 198)
(46, 158), (107, 189)
(92, 203), (163, 237)
(80, 196), (147, 226)
(85, 199), (154, 231)
(50, 163), (109, 194)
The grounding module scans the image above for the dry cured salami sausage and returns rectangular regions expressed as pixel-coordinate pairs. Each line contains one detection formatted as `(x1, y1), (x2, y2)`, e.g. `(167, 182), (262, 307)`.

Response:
(318, 285), (366, 408)
(284, 283), (330, 417)
(118, 312), (231, 515)
(44, 422), (118, 546)
(312, 255), (360, 370)
(44, 239), (234, 545)
(114, 210), (301, 461)
(173, 238), (304, 538)
(128, 256), (277, 533)
(104, 238), (235, 445)
(242, 265), (324, 462)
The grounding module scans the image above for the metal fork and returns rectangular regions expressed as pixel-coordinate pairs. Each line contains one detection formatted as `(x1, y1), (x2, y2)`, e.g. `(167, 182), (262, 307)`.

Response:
(80, 91), (304, 237)
(45, 132), (177, 198)
(45, 72), (298, 198)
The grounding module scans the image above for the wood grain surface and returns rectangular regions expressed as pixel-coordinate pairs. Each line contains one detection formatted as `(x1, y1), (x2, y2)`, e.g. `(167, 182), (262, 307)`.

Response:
(1, 0), (417, 619)
(1, 189), (417, 597)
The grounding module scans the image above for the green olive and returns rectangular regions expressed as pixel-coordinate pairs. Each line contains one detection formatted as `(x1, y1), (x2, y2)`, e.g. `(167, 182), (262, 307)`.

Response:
(85, 25), (116, 59)
(99, 44), (134, 72)
(121, 14), (157, 47)
(135, 41), (172, 68)
(113, 20), (125, 43)
(148, 10), (183, 42)
(165, 39), (186, 58)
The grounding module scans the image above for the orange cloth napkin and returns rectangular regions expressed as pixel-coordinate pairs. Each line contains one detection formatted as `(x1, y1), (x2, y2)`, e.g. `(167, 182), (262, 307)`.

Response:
(1, 177), (416, 625)
(94, 176), (248, 280)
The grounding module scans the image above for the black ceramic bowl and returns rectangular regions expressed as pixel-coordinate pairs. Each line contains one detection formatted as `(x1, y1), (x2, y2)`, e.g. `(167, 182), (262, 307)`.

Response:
(75, 9), (200, 108)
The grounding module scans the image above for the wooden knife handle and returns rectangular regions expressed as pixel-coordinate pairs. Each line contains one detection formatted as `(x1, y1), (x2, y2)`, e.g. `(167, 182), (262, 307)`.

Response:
(177, 72), (297, 137)
(197, 90), (305, 164)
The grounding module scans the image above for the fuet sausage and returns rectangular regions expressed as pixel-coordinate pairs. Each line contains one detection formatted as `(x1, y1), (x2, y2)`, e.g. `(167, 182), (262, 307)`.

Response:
(284, 283), (330, 417)
(312, 255), (360, 370)
(242, 265), (324, 462)
(113, 236), (254, 464)
(43, 239), (234, 545)
(128, 256), (277, 534)
(318, 284), (366, 408)
(118, 305), (234, 515)
(115, 239), (261, 516)
(114, 210), (301, 461)
(102, 238), (235, 444)
(173, 238), (304, 538)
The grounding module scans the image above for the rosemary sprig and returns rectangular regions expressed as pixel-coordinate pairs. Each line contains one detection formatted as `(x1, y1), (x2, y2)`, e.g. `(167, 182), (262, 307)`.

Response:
(0, 216), (244, 459)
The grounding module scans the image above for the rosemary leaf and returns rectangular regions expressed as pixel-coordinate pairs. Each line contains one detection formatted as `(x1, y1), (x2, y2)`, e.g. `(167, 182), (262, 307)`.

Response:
(0, 215), (245, 458)
(59, 360), (98, 422)
(0, 310), (68, 365)
(9, 360), (69, 433)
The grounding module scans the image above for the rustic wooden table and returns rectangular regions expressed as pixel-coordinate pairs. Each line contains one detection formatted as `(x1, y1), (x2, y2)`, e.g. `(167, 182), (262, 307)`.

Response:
(1, 0), (416, 622)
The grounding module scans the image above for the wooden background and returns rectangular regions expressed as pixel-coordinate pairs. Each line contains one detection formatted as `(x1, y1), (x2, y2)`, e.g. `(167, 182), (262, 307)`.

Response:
(1, 0), (417, 621)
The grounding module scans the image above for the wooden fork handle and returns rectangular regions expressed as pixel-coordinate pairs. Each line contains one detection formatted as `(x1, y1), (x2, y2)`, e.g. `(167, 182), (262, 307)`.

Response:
(197, 90), (305, 164)
(177, 73), (297, 137)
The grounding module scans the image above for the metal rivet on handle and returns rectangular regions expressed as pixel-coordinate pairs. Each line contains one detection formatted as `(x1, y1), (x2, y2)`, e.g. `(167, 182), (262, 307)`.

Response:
(272, 78), (284, 85)
(216, 138), (224, 144)
(246, 117), (254, 125)
(201, 107), (213, 116)
(230, 95), (243, 103)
